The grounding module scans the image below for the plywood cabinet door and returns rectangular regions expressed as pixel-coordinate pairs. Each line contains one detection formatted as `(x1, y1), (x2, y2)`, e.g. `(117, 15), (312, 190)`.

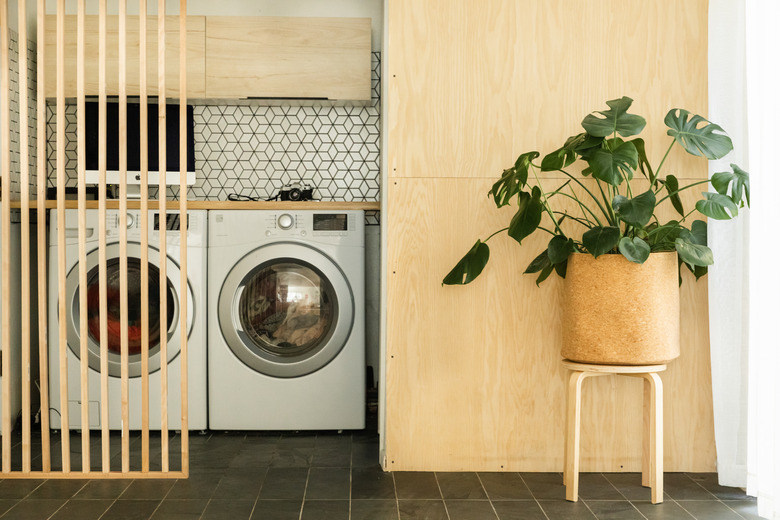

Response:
(44, 15), (206, 98)
(205, 16), (371, 101)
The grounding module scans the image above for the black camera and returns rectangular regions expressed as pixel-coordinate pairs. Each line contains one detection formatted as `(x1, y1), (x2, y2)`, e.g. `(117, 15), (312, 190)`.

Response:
(280, 183), (314, 201)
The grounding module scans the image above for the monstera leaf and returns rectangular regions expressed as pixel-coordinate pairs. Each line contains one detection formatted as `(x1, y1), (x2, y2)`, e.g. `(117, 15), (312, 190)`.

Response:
(507, 188), (544, 245)
(618, 237), (651, 264)
(442, 240), (490, 285)
(581, 96), (647, 138)
(695, 192), (739, 220)
(612, 190), (656, 228)
(711, 163), (750, 207)
(665, 109), (733, 160)
(489, 151), (539, 208)
(675, 237), (714, 267)
(585, 140), (638, 186)
(582, 226), (621, 258)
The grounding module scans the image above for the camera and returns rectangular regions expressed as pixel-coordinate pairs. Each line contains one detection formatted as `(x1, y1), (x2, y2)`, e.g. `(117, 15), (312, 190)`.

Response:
(280, 183), (314, 201)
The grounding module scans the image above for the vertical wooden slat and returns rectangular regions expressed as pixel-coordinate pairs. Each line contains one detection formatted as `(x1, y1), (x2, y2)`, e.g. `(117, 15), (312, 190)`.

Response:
(119, 0), (130, 474)
(56, 0), (71, 473)
(76, 0), (91, 473)
(0, 0), (12, 474)
(158, 0), (169, 473)
(36, 0), (52, 473)
(98, 0), (110, 474)
(140, 0), (150, 474)
(18, 0), (32, 474)
(179, 0), (189, 476)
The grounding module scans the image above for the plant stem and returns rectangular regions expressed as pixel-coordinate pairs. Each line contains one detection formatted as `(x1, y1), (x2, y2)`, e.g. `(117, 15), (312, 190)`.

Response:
(678, 207), (698, 225)
(554, 169), (611, 223)
(595, 181), (616, 226)
(553, 211), (593, 229)
(484, 227), (510, 242)
(655, 139), (676, 178)
(553, 191), (602, 226)
(530, 166), (565, 235)
(655, 179), (711, 206)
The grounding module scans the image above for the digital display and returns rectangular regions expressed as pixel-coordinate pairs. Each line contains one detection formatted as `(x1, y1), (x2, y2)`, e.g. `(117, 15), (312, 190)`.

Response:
(313, 214), (348, 231)
(154, 213), (188, 231)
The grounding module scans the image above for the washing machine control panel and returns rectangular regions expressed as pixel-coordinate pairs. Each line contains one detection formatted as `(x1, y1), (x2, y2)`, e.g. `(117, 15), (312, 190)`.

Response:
(264, 212), (355, 238)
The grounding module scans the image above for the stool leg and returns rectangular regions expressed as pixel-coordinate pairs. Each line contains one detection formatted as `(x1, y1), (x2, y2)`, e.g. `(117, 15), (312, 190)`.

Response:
(565, 371), (587, 502)
(642, 377), (650, 487)
(646, 372), (664, 504)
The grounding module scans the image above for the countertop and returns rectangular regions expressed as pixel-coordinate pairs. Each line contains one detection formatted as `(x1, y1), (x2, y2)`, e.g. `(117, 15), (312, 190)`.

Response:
(7, 200), (381, 211)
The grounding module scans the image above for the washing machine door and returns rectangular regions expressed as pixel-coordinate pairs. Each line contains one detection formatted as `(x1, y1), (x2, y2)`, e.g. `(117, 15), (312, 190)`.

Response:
(65, 242), (194, 378)
(218, 242), (354, 378)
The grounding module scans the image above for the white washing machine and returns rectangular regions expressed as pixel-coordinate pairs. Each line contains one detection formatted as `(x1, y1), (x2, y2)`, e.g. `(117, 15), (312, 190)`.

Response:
(48, 209), (207, 430)
(0, 206), (22, 433)
(208, 210), (365, 430)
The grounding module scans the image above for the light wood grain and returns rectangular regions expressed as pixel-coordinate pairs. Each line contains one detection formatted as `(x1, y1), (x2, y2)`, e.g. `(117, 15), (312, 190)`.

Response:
(385, 0), (713, 472)
(205, 16), (371, 100)
(1, 0), (12, 472)
(56, 0), (71, 473)
(37, 0), (52, 473)
(9, 200), (381, 211)
(1, 471), (187, 479)
(179, 0), (189, 477)
(139, 0), (150, 475)
(158, 0), (169, 473)
(44, 15), (205, 98)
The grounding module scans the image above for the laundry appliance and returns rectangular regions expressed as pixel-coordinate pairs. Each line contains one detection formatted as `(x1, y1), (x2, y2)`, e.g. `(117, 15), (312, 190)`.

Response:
(48, 209), (207, 430)
(208, 210), (365, 430)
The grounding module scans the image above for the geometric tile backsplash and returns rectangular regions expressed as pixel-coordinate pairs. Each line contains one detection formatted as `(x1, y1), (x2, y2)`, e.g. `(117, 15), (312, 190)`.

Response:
(46, 52), (381, 205)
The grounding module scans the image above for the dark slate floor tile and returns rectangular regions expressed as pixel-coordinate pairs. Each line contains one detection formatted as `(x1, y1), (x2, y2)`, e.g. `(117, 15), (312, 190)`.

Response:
(165, 472), (223, 499)
(149, 499), (209, 520)
(277, 434), (316, 450)
(300, 499), (349, 520)
(250, 499), (303, 520)
(213, 468), (266, 500)
(314, 434), (352, 450)
(101, 499), (162, 520)
(537, 500), (597, 519)
(584, 500), (644, 519)
(27, 479), (89, 499)
(631, 500), (696, 519)
(0, 479), (44, 499)
(74, 479), (133, 499)
(492, 500), (548, 520)
(351, 466), (396, 499)
(436, 472), (488, 499)
(200, 498), (255, 520)
(0, 499), (19, 516)
(578, 473), (624, 500)
(686, 473), (752, 500)
(49, 499), (114, 520)
(0, 498), (66, 520)
(446, 499), (498, 520)
(722, 500), (762, 520)
(479, 472), (533, 500)
(521, 472), (566, 500)
(258, 468), (308, 500)
(604, 473), (663, 501)
(305, 467), (350, 500)
(350, 499), (399, 520)
(677, 500), (744, 519)
(664, 473), (717, 500)
(269, 448), (313, 468)
(121, 479), (176, 499)
(398, 499), (449, 520)
(351, 442), (380, 467)
(395, 471), (441, 499)
(310, 446), (351, 467)
(229, 446), (276, 468)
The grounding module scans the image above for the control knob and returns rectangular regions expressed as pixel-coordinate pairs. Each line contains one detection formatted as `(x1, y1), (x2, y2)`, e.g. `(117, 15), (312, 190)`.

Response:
(277, 213), (294, 230)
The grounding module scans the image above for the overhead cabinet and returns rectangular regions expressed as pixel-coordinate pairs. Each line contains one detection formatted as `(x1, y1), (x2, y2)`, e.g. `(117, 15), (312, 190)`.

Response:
(205, 17), (372, 101)
(44, 15), (206, 98)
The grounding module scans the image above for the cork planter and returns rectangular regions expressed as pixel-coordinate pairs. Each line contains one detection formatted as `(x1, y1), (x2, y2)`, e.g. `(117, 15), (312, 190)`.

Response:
(561, 251), (680, 365)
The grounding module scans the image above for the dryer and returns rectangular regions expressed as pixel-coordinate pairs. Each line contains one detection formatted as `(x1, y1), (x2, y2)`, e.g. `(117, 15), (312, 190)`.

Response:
(48, 209), (207, 430)
(208, 210), (365, 430)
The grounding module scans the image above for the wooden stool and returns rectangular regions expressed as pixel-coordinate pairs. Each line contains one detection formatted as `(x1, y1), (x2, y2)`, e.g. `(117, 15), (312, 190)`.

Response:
(562, 360), (666, 504)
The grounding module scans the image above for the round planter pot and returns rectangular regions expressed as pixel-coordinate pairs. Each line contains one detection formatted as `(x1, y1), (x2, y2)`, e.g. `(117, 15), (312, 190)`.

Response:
(561, 251), (680, 365)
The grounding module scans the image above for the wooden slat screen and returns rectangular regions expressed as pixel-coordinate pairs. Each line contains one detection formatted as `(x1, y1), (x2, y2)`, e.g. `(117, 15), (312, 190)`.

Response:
(0, 0), (189, 479)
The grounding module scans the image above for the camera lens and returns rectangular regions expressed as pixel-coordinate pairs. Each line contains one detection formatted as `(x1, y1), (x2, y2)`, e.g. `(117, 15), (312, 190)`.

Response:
(288, 188), (302, 201)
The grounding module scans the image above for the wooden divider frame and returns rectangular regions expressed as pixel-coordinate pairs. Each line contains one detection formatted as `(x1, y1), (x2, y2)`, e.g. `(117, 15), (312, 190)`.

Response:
(0, 0), (188, 478)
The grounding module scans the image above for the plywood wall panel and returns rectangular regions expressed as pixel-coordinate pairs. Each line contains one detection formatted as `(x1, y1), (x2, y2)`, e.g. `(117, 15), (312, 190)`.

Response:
(385, 178), (715, 471)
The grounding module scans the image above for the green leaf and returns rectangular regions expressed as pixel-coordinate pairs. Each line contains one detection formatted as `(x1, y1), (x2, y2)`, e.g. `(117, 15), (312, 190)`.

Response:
(695, 192), (739, 220)
(581, 96), (647, 138)
(661, 174), (684, 217)
(442, 240), (490, 285)
(675, 238), (714, 267)
(632, 138), (655, 183)
(612, 190), (656, 228)
(507, 190), (543, 244)
(582, 226), (621, 258)
(665, 109), (734, 160)
(647, 220), (683, 247)
(711, 163), (750, 207)
(618, 236), (651, 264)
(586, 140), (638, 186)
(547, 235), (576, 264)
(535, 263), (555, 286)
(690, 220), (707, 246)
(554, 258), (568, 278)
(541, 146), (576, 171)
(488, 151), (539, 207)
(563, 132), (604, 161)
(524, 249), (551, 274)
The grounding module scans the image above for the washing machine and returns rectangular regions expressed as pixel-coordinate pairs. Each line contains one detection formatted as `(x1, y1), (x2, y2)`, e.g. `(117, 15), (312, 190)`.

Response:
(208, 210), (365, 430)
(48, 209), (207, 430)
(0, 206), (22, 433)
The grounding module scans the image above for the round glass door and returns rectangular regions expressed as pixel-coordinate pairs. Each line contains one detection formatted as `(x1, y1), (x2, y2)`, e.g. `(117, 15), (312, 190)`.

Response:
(66, 242), (194, 377)
(218, 242), (354, 378)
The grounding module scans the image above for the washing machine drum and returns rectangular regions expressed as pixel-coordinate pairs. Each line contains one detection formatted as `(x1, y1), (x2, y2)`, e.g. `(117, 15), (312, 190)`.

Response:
(65, 242), (194, 378)
(218, 242), (354, 378)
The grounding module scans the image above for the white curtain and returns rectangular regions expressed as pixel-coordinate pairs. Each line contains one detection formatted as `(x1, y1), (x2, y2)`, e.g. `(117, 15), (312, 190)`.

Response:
(709, 1), (780, 518)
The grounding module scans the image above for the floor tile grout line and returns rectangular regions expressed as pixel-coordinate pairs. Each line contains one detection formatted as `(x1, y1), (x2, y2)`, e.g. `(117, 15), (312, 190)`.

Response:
(298, 464), (312, 520)
(675, 498), (708, 519)
(596, 471), (652, 520)
(514, 473), (551, 520)
(391, 470), (401, 520)
(431, 471), (451, 520)
(471, 472), (506, 520)
(348, 432), (353, 520)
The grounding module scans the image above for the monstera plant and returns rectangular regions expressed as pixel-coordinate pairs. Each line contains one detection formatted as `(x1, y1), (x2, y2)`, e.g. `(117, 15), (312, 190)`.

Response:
(443, 96), (749, 287)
